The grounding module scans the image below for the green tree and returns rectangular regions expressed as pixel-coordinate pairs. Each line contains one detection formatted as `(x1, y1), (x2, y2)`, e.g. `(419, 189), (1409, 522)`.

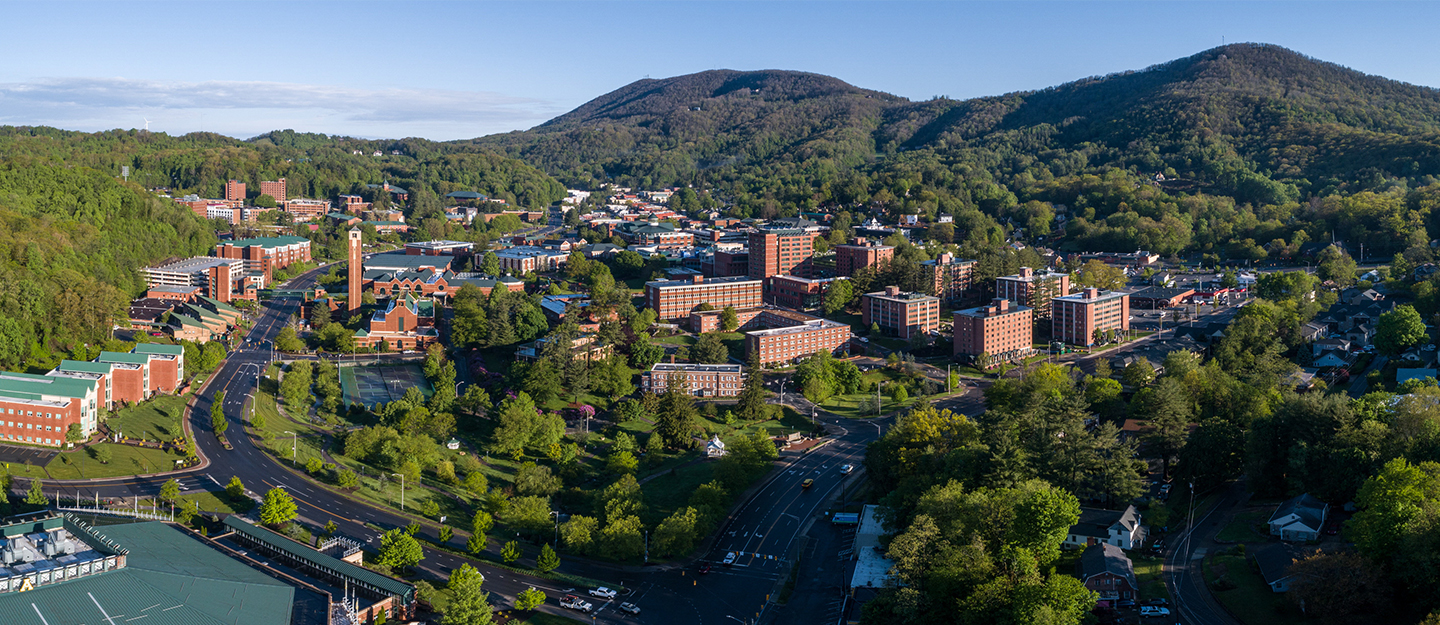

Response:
(1317, 244), (1359, 286)
(824, 279), (853, 315)
(608, 450), (639, 474)
(338, 470), (359, 488)
(599, 514), (645, 560)
(210, 391), (228, 435)
(1123, 358), (1156, 387)
(376, 528), (424, 570)
(514, 587), (546, 611)
(720, 305), (739, 332)
(441, 564), (493, 625)
(658, 375), (699, 448)
(693, 332), (729, 364)
(226, 476), (245, 499)
(890, 384), (908, 404)
(536, 543), (561, 573)
(25, 479), (47, 506)
(490, 392), (540, 457)
(1376, 304), (1427, 355)
(1074, 259), (1127, 290)
(501, 540), (521, 564)
(274, 326), (305, 352)
(736, 353), (767, 421)
(159, 478), (181, 504)
(654, 506), (700, 557)
(560, 515), (598, 555)
(259, 487), (297, 526)
(478, 251), (501, 276)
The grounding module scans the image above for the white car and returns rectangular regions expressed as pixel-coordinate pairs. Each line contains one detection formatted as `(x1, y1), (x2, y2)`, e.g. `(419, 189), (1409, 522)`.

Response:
(1139, 606), (1171, 617)
(723, 551), (737, 565)
(619, 602), (641, 615)
(589, 587), (618, 600)
(560, 595), (593, 613)
(840, 464), (854, 475)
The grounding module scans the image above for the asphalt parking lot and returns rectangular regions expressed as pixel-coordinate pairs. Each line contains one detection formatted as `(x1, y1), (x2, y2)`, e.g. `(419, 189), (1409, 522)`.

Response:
(0, 444), (58, 467)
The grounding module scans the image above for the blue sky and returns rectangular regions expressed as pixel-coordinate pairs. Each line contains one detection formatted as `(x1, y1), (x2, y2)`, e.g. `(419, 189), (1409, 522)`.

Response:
(3, 1), (1438, 140)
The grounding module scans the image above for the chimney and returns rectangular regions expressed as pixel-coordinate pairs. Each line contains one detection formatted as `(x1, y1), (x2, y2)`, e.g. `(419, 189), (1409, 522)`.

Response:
(855, 237), (867, 246)
(993, 298), (1009, 311)
(1019, 267), (1033, 278)
(1086, 288), (1100, 299)
(885, 286), (901, 297)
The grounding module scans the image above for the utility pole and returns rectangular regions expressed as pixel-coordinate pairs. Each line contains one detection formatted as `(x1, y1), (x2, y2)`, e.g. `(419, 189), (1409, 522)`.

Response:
(391, 473), (406, 511)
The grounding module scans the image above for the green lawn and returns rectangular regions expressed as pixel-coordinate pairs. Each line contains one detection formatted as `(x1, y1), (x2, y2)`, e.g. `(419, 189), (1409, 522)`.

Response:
(640, 459), (716, 526)
(817, 368), (920, 418)
(1216, 510), (1271, 543)
(654, 335), (696, 346)
(1204, 553), (1308, 625)
(1132, 554), (1170, 601)
(46, 443), (185, 479)
(106, 395), (188, 443)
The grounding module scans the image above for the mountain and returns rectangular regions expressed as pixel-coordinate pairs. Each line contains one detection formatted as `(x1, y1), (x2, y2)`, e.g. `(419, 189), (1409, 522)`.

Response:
(481, 44), (1440, 203)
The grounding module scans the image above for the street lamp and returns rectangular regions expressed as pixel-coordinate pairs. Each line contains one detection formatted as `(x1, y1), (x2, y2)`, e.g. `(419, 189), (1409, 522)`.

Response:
(391, 472), (406, 511)
(283, 431), (297, 465)
(549, 511), (560, 546)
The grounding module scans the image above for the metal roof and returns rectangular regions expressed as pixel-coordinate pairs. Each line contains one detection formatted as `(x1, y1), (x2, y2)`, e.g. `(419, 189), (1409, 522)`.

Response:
(56, 360), (115, 374)
(133, 343), (184, 356)
(0, 372), (94, 399)
(223, 517), (414, 602)
(197, 295), (242, 313)
(223, 235), (310, 249)
(99, 351), (151, 365)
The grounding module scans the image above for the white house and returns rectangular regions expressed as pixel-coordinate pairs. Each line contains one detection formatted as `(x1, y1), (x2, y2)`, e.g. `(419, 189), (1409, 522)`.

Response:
(706, 435), (727, 458)
(1268, 493), (1328, 542)
(1064, 505), (1144, 550)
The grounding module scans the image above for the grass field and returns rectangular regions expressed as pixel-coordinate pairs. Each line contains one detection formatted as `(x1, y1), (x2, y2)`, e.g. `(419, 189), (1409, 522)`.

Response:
(1216, 510), (1272, 543)
(817, 368), (920, 418)
(1204, 552), (1308, 625)
(106, 395), (187, 442)
(46, 443), (184, 479)
(1132, 555), (1170, 600)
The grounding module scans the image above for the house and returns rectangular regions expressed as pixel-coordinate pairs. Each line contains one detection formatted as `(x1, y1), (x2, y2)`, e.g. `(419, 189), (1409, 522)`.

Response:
(706, 435), (727, 458)
(1080, 543), (1138, 603)
(1253, 543), (1305, 592)
(1064, 506), (1144, 550)
(1312, 352), (1349, 369)
(1397, 368), (1438, 386)
(1268, 493), (1328, 542)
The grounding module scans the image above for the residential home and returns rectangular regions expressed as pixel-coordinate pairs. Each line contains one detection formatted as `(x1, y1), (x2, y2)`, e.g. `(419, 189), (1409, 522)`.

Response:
(1253, 543), (1305, 592)
(1268, 493), (1328, 542)
(1397, 368), (1438, 386)
(1064, 506), (1144, 550)
(1080, 543), (1138, 603)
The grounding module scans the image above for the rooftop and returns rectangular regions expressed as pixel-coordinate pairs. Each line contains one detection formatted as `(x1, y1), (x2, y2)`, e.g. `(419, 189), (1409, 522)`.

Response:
(645, 275), (761, 288)
(221, 235), (310, 249)
(864, 289), (938, 302)
(133, 344), (184, 356)
(146, 257), (242, 274)
(650, 363), (743, 373)
(746, 318), (849, 337)
(405, 240), (474, 251)
(1055, 289), (1128, 303)
(98, 351), (150, 365)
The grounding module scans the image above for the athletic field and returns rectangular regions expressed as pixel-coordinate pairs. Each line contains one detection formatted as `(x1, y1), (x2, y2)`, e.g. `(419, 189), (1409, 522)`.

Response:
(339, 363), (434, 408)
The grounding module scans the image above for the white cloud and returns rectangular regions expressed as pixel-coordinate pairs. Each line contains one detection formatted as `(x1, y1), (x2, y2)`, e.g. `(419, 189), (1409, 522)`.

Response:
(0, 77), (562, 140)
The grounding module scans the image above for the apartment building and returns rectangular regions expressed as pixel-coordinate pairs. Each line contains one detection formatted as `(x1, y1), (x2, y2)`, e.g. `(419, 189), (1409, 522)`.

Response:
(862, 286), (941, 339)
(641, 363), (745, 397)
(284, 198), (331, 220)
(835, 238), (895, 277)
(1053, 288), (1131, 346)
(744, 315), (853, 366)
(259, 178), (287, 202)
(748, 227), (815, 279)
(922, 253), (977, 303)
(996, 267), (1072, 320)
(710, 249), (750, 277)
(224, 180), (247, 202)
(338, 194), (372, 212)
(50, 361), (113, 410)
(0, 373), (100, 446)
(215, 235), (312, 282)
(768, 275), (845, 310)
(953, 298), (1034, 365)
(645, 275), (764, 323)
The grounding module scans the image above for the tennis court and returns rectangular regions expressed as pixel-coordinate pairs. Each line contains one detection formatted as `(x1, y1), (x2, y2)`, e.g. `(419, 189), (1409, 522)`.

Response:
(339, 363), (434, 408)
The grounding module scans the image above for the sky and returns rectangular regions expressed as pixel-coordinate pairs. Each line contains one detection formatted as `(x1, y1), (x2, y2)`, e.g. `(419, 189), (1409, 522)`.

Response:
(3, 1), (1439, 141)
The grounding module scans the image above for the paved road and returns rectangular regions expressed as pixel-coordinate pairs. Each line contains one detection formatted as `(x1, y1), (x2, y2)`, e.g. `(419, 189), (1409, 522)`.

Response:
(1165, 482), (1249, 625)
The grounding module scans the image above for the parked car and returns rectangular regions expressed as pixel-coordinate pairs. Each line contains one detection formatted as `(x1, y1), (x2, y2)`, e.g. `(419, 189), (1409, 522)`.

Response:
(619, 602), (641, 615)
(589, 587), (617, 600)
(1139, 606), (1171, 617)
(560, 595), (593, 613)
(802, 479), (814, 489)
(840, 464), (854, 475)
(723, 551), (737, 565)
(1140, 599), (1169, 607)
(1159, 484), (1172, 494)
(1116, 600), (1136, 609)
(698, 563), (712, 574)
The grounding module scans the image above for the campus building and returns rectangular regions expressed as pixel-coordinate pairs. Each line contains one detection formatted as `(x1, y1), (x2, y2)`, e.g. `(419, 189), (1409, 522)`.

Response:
(835, 238), (895, 277)
(404, 240), (473, 256)
(214, 235), (312, 282)
(767, 275), (845, 310)
(353, 293), (439, 351)
(348, 228), (363, 312)
(710, 249), (750, 277)
(744, 313), (853, 366)
(1053, 288), (1131, 346)
(748, 227), (816, 279)
(224, 179), (246, 202)
(284, 198), (331, 220)
(259, 178), (287, 202)
(615, 221), (695, 249)
(953, 298), (1034, 365)
(862, 286), (941, 339)
(645, 275), (765, 323)
(494, 246), (569, 274)
(996, 267), (1071, 320)
(0, 372), (100, 445)
(141, 257), (251, 303)
(641, 363), (745, 397)
(922, 253), (977, 303)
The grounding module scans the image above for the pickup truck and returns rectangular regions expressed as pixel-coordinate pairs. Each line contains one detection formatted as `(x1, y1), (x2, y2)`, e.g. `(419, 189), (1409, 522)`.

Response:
(560, 595), (593, 613)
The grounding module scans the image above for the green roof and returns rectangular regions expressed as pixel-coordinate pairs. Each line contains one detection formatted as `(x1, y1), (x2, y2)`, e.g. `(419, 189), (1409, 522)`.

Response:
(223, 516), (414, 602)
(133, 343), (184, 356)
(57, 359), (115, 374)
(196, 295), (241, 314)
(0, 372), (95, 398)
(365, 220), (407, 226)
(354, 328), (370, 337)
(223, 235), (310, 249)
(99, 351), (150, 364)
(171, 313), (207, 328)
(8, 521), (296, 625)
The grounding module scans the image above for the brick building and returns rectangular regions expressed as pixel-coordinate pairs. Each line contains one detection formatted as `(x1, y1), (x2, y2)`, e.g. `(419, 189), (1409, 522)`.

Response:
(365, 268), (524, 301)
(710, 250), (750, 277)
(645, 275), (764, 323)
(743, 314), (853, 366)
(1053, 288), (1131, 346)
(616, 222), (694, 249)
(354, 294), (439, 351)
(214, 235), (312, 282)
(404, 241), (473, 256)
(259, 178), (287, 202)
(767, 275), (845, 310)
(835, 238), (895, 277)
(0, 373), (100, 446)
(996, 267), (1071, 321)
(142, 257), (247, 303)
(748, 227), (815, 279)
(338, 194), (371, 212)
(953, 298), (1034, 365)
(133, 343), (185, 394)
(1080, 543), (1138, 603)
(1128, 287), (1195, 310)
(348, 228), (363, 312)
(862, 287), (940, 339)
(224, 180), (247, 202)
(921, 253), (976, 303)
(51, 360), (114, 410)
(494, 246), (569, 274)
(284, 198), (331, 220)
(96, 352), (151, 406)
(641, 363), (745, 397)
